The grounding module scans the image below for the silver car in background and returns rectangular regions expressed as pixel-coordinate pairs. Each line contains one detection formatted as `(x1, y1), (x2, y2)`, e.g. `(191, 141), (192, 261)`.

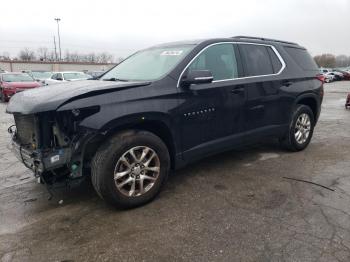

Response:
(44, 71), (91, 85)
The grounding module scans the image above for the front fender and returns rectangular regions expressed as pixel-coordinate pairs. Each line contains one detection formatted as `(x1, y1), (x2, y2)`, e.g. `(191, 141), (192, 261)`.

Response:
(98, 111), (173, 133)
(77, 98), (179, 131)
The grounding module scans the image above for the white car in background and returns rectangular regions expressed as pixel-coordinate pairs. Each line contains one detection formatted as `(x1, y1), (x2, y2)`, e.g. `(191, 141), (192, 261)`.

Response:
(319, 69), (335, 83)
(324, 72), (335, 83)
(44, 71), (91, 85)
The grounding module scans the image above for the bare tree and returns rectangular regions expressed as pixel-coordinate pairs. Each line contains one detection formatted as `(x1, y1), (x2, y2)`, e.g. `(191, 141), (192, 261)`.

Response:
(85, 53), (97, 62)
(13, 48), (116, 63)
(70, 52), (80, 62)
(63, 51), (115, 63)
(46, 51), (57, 61)
(37, 47), (49, 61)
(97, 52), (114, 63)
(314, 54), (336, 68)
(18, 48), (36, 61)
(115, 57), (124, 63)
(335, 55), (350, 68)
(64, 50), (71, 62)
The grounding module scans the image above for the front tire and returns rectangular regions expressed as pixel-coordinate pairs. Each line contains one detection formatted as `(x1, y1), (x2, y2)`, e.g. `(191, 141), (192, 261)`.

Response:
(280, 105), (315, 151)
(91, 130), (170, 208)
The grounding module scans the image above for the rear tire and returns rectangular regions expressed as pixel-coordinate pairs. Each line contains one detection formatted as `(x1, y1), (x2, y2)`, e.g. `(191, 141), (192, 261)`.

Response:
(91, 130), (170, 208)
(280, 105), (315, 152)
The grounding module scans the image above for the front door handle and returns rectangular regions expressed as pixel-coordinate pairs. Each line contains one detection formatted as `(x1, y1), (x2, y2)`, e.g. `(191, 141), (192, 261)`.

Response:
(231, 86), (244, 94)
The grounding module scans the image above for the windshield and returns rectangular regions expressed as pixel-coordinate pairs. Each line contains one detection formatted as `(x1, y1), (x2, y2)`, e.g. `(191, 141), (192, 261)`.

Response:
(2, 73), (34, 82)
(31, 71), (53, 79)
(101, 45), (194, 81)
(63, 72), (90, 80)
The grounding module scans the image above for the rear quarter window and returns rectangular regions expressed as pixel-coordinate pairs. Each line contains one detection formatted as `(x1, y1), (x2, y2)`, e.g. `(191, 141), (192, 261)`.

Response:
(284, 47), (318, 71)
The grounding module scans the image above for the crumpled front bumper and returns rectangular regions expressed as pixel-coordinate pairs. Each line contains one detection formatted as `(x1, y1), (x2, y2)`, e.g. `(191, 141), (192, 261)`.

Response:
(10, 139), (72, 175)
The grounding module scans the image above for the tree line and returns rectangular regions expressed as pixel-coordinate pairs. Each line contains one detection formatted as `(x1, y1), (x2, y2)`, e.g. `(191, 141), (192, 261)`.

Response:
(1, 48), (349, 68)
(314, 54), (350, 68)
(0, 47), (122, 63)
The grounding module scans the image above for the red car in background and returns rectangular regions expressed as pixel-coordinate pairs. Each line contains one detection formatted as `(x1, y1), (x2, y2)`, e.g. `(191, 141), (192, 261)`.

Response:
(0, 73), (41, 102)
(343, 72), (350, 81)
(336, 70), (350, 80)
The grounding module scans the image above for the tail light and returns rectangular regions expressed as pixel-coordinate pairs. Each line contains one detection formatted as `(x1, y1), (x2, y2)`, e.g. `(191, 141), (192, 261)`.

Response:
(316, 75), (324, 98)
(316, 74), (325, 83)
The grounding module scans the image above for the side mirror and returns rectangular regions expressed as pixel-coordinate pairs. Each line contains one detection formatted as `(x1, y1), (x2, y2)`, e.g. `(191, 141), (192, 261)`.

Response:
(181, 70), (213, 88)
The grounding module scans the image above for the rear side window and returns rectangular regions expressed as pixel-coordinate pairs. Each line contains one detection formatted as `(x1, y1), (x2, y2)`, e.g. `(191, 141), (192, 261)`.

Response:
(239, 44), (275, 76)
(284, 47), (318, 70)
(188, 43), (238, 81)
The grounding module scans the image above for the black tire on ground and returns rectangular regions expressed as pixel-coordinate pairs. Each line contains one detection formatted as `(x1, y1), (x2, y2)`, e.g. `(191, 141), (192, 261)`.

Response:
(280, 104), (315, 152)
(91, 130), (170, 208)
(0, 90), (6, 103)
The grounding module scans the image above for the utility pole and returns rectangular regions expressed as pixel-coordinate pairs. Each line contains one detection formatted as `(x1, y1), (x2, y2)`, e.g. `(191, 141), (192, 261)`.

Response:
(54, 18), (62, 61)
(53, 36), (58, 61)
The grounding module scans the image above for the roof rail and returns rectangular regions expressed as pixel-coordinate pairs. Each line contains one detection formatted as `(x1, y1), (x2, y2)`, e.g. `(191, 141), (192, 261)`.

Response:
(231, 36), (299, 46)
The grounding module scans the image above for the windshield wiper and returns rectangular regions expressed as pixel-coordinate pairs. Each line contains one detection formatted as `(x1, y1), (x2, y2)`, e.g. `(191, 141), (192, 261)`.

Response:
(103, 77), (129, 82)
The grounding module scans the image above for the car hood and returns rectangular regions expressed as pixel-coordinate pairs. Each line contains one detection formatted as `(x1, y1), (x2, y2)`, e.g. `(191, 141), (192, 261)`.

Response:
(6, 80), (151, 114)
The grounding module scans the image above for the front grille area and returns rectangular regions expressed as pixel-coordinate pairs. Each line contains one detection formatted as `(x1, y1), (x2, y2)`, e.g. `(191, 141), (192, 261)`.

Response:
(13, 114), (37, 146)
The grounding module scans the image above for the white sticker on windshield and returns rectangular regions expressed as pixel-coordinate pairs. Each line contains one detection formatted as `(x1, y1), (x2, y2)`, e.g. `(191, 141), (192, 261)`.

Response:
(51, 155), (60, 163)
(161, 50), (183, 56)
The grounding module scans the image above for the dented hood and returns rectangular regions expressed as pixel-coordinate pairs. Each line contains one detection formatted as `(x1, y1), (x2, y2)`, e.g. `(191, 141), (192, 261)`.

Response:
(6, 80), (150, 114)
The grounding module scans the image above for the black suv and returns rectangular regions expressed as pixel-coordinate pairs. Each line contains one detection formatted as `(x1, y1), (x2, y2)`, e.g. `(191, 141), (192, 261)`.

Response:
(7, 36), (323, 208)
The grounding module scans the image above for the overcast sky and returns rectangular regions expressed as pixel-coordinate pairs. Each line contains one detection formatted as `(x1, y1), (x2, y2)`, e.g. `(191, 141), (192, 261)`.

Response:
(1, 0), (349, 59)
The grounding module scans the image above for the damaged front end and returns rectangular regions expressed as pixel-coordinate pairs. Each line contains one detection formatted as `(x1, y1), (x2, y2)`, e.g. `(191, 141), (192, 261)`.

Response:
(8, 106), (100, 187)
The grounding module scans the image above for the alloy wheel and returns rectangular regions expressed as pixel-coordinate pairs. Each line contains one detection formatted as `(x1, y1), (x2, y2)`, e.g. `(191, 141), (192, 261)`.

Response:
(113, 146), (160, 197)
(294, 113), (311, 144)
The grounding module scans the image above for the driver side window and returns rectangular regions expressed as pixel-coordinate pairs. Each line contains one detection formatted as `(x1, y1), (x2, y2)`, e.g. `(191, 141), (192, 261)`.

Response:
(188, 43), (238, 81)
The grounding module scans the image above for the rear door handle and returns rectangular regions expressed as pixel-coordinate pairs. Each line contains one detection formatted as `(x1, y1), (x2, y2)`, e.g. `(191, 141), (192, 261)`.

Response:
(231, 86), (244, 94)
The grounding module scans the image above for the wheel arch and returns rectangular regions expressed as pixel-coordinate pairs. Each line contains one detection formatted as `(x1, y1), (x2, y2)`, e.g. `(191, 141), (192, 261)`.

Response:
(295, 93), (320, 121)
(82, 113), (178, 170)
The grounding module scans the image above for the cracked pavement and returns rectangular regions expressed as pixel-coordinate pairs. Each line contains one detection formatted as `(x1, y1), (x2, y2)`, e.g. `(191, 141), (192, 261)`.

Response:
(1, 81), (350, 262)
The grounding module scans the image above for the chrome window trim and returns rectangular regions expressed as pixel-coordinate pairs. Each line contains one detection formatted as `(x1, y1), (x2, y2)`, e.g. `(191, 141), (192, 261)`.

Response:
(194, 76), (214, 81)
(176, 41), (286, 88)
